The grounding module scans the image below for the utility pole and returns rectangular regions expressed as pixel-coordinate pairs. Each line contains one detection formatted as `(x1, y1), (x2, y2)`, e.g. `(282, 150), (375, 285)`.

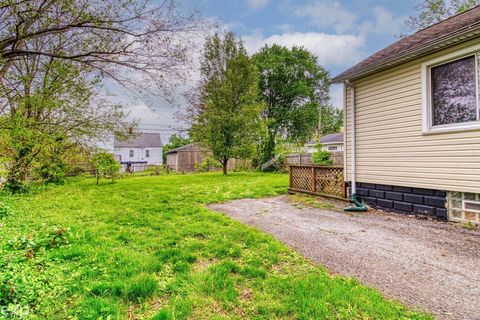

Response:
(317, 98), (323, 143)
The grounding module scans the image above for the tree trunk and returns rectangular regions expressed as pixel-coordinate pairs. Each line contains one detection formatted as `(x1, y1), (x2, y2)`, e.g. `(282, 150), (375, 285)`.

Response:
(261, 131), (276, 165)
(222, 157), (228, 175)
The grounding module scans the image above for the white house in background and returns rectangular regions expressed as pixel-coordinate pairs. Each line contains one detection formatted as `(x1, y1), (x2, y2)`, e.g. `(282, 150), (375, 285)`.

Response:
(305, 132), (344, 153)
(114, 133), (163, 165)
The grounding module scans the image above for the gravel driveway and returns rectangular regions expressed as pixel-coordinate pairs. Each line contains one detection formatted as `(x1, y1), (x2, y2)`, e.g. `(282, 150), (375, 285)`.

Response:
(209, 195), (480, 320)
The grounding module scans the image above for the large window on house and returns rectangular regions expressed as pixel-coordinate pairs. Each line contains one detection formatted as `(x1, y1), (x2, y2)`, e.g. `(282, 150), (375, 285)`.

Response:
(431, 56), (477, 126)
(423, 47), (480, 132)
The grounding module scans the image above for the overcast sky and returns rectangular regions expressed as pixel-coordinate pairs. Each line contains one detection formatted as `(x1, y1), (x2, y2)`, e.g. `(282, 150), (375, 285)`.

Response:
(119, 0), (420, 143)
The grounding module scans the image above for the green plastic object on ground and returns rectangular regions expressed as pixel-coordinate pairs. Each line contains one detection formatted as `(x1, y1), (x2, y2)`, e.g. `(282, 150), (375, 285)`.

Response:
(344, 193), (368, 212)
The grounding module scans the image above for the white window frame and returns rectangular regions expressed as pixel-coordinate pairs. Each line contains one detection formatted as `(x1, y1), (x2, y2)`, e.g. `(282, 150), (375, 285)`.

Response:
(129, 149), (134, 157)
(145, 149), (150, 158)
(421, 43), (480, 134)
(327, 146), (338, 151)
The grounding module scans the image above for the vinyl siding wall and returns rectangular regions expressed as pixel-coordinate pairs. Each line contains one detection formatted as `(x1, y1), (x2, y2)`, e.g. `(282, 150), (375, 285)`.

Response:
(114, 147), (163, 165)
(345, 39), (480, 194)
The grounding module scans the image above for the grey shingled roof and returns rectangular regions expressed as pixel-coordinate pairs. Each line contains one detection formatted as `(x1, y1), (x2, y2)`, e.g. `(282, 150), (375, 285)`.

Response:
(165, 142), (202, 154)
(114, 133), (163, 148)
(307, 133), (343, 145)
(332, 6), (480, 83)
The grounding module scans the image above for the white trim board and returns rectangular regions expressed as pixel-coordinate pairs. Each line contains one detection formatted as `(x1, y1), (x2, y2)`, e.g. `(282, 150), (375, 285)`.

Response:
(421, 43), (480, 134)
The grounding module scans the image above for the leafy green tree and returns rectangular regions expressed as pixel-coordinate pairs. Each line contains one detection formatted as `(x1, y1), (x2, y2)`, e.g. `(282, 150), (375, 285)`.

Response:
(405, 0), (480, 32)
(91, 152), (120, 184)
(162, 134), (191, 163)
(312, 144), (333, 166)
(189, 32), (264, 175)
(0, 59), (129, 192)
(320, 105), (343, 136)
(252, 45), (330, 165)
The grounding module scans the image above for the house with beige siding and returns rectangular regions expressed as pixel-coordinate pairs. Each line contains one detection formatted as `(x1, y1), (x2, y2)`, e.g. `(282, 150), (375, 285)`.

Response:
(332, 7), (480, 223)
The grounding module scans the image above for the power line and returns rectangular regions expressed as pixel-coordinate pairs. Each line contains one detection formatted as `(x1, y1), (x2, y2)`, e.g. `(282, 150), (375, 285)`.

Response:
(138, 127), (188, 132)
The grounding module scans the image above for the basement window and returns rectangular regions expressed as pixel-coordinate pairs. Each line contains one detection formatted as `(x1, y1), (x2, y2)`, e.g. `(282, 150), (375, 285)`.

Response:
(422, 44), (480, 133)
(448, 192), (480, 223)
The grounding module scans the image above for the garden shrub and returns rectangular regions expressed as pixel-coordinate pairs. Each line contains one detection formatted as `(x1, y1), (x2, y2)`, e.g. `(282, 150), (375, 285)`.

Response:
(194, 156), (222, 172)
(312, 144), (333, 165)
(90, 152), (120, 184)
(36, 161), (67, 185)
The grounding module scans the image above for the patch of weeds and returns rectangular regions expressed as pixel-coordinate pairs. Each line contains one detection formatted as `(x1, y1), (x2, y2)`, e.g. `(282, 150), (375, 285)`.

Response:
(462, 221), (478, 230)
(0, 303), (31, 319)
(77, 296), (123, 319)
(0, 255), (75, 319)
(171, 297), (193, 319)
(6, 226), (71, 259)
(240, 266), (267, 279)
(45, 226), (71, 248)
(209, 241), (241, 259)
(51, 245), (86, 261)
(116, 230), (131, 244)
(156, 248), (197, 265)
(198, 261), (240, 309)
(90, 281), (125, 298)
(291, 194), (336, 210)
(0, 201), (13, 218)
(172, 261), (191, 274)
(125, 274), (158, 301)
(151, 309), (173, 320)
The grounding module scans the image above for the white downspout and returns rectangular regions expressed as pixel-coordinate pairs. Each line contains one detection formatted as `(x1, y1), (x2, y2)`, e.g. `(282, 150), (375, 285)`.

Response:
(346, 80), (356, 195)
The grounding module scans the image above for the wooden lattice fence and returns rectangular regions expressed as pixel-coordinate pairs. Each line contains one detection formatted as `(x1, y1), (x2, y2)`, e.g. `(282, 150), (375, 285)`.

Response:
(289, 165), (346, 199)
(285, 152), (344, 166)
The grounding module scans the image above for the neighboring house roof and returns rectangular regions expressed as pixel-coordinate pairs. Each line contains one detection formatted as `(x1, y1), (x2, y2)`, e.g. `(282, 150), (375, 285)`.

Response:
(332, 6), (480, 83)
(165, 142), (202, 154)
(114, 133), (163, 148)
(306, 133), (343, 146)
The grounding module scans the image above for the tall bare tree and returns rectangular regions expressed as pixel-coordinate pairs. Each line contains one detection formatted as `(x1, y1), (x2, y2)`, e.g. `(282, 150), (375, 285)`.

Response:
(405, 0), (480, 32)
(0, 0), (204, 190)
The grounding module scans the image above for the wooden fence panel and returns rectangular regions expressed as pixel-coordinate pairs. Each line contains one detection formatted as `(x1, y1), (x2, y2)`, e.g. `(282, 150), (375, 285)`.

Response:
(285, 152), (343, 166)
(289, 165), (346, 199)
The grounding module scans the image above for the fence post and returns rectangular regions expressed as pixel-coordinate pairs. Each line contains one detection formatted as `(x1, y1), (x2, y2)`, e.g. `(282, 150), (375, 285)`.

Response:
(289, 166), (292, 189)
(311, 166), (316, 193)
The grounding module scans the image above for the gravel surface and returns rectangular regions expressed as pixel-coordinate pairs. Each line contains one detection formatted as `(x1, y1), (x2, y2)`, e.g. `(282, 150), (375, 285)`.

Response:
(209, 195), (480, 320)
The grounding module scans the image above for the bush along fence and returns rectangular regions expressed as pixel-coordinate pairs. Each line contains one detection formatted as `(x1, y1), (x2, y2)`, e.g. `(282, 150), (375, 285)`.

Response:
(289, 164), (346, 199)
(285, 151), (343, 166)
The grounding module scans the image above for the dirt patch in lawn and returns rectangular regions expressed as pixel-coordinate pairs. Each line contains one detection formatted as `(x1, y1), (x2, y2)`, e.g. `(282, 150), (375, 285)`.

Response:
(209, 195), (480, 320)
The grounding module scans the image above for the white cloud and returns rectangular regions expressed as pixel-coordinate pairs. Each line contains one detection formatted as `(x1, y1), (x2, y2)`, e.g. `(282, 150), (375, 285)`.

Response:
(292, 1), (357, 33)
(242, 31), (366, 68)
(358, 7), (406, 36)
(291, 1), (407, 37)
(247, 0), (269, 10)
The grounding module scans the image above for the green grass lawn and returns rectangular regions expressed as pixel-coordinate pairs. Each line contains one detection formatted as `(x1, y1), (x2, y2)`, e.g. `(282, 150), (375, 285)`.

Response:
(0, 172), (431, 319)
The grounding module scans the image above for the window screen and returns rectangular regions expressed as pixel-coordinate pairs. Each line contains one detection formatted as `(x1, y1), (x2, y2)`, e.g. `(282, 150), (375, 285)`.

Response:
(431, 56), (477, 126)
